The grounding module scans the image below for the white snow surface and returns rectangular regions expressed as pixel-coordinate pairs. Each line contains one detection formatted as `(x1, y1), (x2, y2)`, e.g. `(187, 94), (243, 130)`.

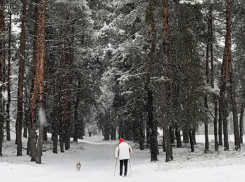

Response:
(1, 134), (245, 182)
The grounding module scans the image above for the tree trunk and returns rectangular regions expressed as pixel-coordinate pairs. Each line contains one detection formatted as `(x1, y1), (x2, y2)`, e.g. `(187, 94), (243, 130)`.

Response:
(28, 0), (40, 161)
(43, 126), (47, 141)
(52, 115), (58, 154)
(189, 129), (195, 152)
(162, 0), (173, 162)
(105, 111), (110, 140)
(65, 23), (75, 148)
(17, 0), (27, 156)
(146, 0), (158, 162)
(240, 98), (244, 144)
(53, 29), (65, 153)
(210, 4), (214, 90)
(204, 96), (209, 153)
(139, 115), (145, 150)
(0, 114), (3, 156)
(192, 128), (197, 145)
(64, 47), (74, 150)
(111, 126), (116, 140)
(209, 3), (218, 152)
(240, 90), (245, 143)
(1, 18), (5, 151)
(52, 78), (60, 154)
(204, 122), (209, 153)
(23, 108), (28, 138)
(230, 71), (240, 151)
(61, 12), (74, 151)
(204, 3), (212, 152)
(63, 76), (71, 150)
(183, 126), (189, 143)
(218, 100), (223, 145)
(6, 10), (11, 141)
(58, 92), (64, 150)
(223, 99), (229, 151)
(169, 126), (175, 144)
(24, 85), (29, 155)
(73, 79), (81, 142)
(73, 115), (78, 142)
(226, 0), (240, 151)
(80, 118), (85, 139)
(161, 84), (173, 161)
(214, 96), (218, 151)
(148, 89), (158, 161)
(59, 25), (67, 153)
(175, 123), (182, 148)
(0, 0), (4, 157)
(23, 86), (29, 139)
(59, 131), (64, 153)
(36, 0), (47, 164)
(220, 0), (232, 151)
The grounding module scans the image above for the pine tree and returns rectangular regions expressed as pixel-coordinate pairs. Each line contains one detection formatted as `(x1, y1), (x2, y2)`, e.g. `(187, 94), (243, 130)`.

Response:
(36, 0), (47, 164)
(171, 2), (206, 152)
(146, 0), (158, 162)
(220, 0), (234, 151)
(161, 0), (173, 162)
(16, 0), (27, 156)
(0, 0), (4, 157)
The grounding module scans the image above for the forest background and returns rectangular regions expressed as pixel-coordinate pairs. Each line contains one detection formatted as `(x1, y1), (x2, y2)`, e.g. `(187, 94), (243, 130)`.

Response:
(0, 0), (245, 163)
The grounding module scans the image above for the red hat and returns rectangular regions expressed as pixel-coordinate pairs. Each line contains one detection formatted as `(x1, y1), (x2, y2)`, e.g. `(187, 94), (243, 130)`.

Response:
(118, 138), (125, 144)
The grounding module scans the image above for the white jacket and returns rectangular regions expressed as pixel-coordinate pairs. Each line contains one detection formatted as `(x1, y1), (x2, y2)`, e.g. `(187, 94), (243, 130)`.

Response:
(115, 141), (132, 160)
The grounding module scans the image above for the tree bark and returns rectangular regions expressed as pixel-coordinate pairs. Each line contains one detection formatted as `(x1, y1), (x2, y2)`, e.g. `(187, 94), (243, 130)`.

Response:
(220, 0), (232, 151)
(6, 9), (11, 141)
(183, 126), (189, 143)
(23, 87), (29, 139)
(189, 129), (195, 152)
(204, 3), (212, 152)
(146, 0), (158, 162)
(209, 3), (218, 152)
(175, 123), (182, 148)
(220, 87), (229, 151)
(218, 100), (223, 145)
(161, 84), (172, 161)
(64, 20), (75, 150)
(36, 0), (47, 164)
(204, 93), (209, 153)
(59, 39), (66, 153)
(28, 0), (40, 161)
(162, 0), (173, 162)
(60, 11), (74, 151)
(54, 28), (66, 153)
(240, 93), (244, 144)
(52, 78), (60, 154)
(214, 96), (218, 151)
(148, 89), (158, 161)
(0, 0), (4, 157)
(139, 112), (145, 150)
(17, 0), (27, 156)
(73, 78), (81, 142)
(230, 71), (240, 151)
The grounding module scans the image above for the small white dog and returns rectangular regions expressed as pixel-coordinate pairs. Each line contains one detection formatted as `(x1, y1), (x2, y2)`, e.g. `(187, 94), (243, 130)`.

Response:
(76, 161), (81, 171)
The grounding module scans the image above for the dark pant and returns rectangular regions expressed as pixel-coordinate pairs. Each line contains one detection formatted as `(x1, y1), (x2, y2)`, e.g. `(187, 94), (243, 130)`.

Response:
(119, 159), (128, 176)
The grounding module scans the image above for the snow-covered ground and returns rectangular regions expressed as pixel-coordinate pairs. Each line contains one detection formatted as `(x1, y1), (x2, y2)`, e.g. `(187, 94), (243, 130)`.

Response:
(1, 133), (245, 182)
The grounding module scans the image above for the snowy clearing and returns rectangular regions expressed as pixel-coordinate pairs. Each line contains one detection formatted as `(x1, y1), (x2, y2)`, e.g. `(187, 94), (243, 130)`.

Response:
(1, 134), (245, 182)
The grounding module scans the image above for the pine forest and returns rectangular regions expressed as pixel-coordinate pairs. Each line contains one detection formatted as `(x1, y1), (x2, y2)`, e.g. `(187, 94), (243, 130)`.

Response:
(0, 0), (245, 165)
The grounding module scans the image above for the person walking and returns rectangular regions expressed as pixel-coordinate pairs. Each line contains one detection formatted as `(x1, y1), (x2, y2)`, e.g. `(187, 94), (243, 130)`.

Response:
(115, 138), (132, 177)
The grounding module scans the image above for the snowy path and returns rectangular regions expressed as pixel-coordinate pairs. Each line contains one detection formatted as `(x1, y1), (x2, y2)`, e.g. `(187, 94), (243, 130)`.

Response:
(1, 135), (245, 182)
